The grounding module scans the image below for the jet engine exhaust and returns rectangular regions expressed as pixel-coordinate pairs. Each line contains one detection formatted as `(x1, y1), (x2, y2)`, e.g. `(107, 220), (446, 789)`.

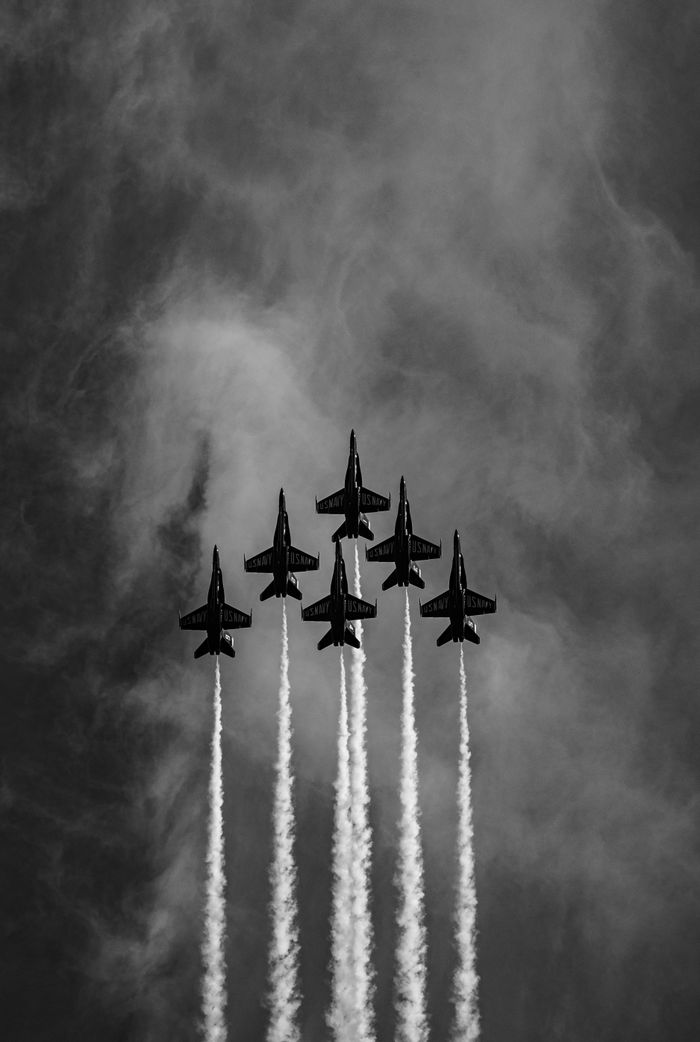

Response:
(202, 659), (228, 1042)
(328, 653), (354, 1042)
(266, 604), (301, 1041)
(395, 591), (428, 1042)
(348, 544), (376, 1041)
(452, 647), (480, 1041)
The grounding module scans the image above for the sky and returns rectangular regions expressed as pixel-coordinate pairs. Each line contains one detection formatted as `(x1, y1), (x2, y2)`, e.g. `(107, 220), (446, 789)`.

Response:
(2, 1), (700, 1039)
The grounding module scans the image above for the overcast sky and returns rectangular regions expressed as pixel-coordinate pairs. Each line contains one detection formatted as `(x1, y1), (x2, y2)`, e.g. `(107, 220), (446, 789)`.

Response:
(2, 1), (700, 1039)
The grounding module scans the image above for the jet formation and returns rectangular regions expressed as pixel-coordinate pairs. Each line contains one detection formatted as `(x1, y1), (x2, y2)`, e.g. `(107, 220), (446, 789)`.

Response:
(179, 431), (496, 658)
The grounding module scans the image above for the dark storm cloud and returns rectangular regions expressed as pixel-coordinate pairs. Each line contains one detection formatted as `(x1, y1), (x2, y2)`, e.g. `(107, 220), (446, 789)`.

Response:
(2, 1), (699, 1040)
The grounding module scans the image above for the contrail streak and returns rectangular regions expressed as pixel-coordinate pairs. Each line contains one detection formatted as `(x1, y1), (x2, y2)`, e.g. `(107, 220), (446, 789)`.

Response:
(202, 659), (227, 1042)
(267, 603), (301, 1042)
(452, 647), (479, 1041)
(395, 591), (428, 1042)
(348, 544), (375, 1042)
(328, 652), (354, 1042)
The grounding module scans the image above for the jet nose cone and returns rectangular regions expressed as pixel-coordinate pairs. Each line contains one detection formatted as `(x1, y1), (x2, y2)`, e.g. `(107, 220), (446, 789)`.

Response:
(454, 530), (460, 548)
(279, 487), (285, 509)
(400, 475), (406, 494)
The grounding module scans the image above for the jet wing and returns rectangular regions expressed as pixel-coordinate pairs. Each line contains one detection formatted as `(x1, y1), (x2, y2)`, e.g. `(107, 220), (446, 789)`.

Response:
(302, 596), (332, 622)
(179, 605), (208, 630)
(365, 536), (395, 563)
(359, 487), (390, 513)
(244, 548), (274, 572)
(222, 604), (252, 629)
(345, 594), (377, 620)
(465, 589), (497, 616)
(410, 535), (441, 561)
(316, 490), (345, 514)
(289, 547), (320, 571)
(419, 592), (450, 618)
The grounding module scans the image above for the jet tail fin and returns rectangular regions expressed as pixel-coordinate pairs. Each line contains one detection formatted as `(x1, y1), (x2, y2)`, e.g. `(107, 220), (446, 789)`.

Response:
(194, 638), (210, 659)
(332, 521), (348, 541)
(286, 577), (302, 600)
(465, 622), (480, 645)
(220, 633), (236, 657)
(344, 627), (361, 649)
(436, 624), (454, 647)
(382, 569), (399, 591)
(408, 566), (425, 589)
(358, 517), (374, 541)
(260, 580), (277, 601)
(318, 628), (335, 651)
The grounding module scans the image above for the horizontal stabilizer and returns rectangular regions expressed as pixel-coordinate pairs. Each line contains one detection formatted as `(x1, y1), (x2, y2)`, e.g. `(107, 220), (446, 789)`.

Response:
(318, 628), (335, 651)
(382, 569), (399, 591)
(194, 637), (210, 658)
(220, 634), (236, 657)
(260, 579), (277, 601)
(286, 577), (303, 600)
(344, 627), (361, 649)
(436, 624), (454, 647)
(332, 521), (348, 542)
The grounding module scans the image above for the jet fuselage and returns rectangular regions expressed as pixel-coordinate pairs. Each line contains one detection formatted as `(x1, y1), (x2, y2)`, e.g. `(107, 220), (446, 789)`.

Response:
(205, 546), (228, 653)
(327, 540), (353, 644)
(270, 490), (295, 595)
(341, 431), (365, 538)
(446, 532), (475, 642)
(391, 476), (416, 585)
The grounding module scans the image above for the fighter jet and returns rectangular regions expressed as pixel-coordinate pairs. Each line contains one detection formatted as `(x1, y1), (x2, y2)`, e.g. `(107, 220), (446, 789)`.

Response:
(420, 531), (496, 646)
(244, 488), (319, 601)
(316, 429), (390, 541)
(365, 475), (441, 589)
(179, 545), (252, 658)
(302, 539), (377, 650)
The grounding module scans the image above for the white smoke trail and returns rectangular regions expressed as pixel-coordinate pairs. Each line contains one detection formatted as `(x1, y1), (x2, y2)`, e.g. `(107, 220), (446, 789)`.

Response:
(395, 590), (429, 1042)
(267, 603), (301, 1042)
(348, 543), (375, 1042)
(452, 647), (480, 1042)
(327, 652), (354, 1042)
(201, 658), (227, 1042)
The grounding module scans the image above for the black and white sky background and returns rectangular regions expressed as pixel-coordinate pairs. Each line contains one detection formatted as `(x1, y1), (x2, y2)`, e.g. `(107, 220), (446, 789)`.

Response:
(2, 1), (700, 1039)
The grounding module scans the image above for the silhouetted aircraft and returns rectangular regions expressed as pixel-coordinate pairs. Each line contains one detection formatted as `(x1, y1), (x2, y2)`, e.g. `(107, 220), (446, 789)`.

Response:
(244, 488), (319, 601)
(179, 545), (252, 658)
(302, 539), (377, 650)
(420, 531), (496, 646)
(366, 475), (441, 589)
(316, 429), (390, 541)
